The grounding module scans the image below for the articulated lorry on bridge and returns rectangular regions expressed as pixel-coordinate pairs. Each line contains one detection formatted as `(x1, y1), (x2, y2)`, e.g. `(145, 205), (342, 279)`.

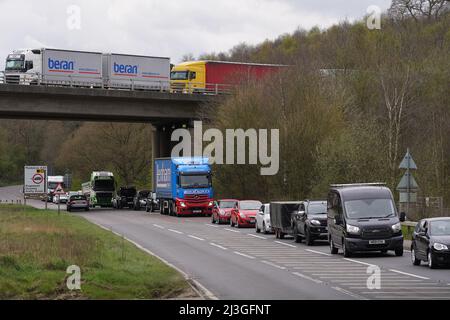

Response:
(170, 60), (284, 94)
(155, 158), (214, 216)
(82, 171), (115, 208)
(3, 48), (170, 90)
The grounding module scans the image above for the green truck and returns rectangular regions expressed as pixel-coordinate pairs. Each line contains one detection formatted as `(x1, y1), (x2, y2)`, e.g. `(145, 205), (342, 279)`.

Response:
(82, 171), (115, 208)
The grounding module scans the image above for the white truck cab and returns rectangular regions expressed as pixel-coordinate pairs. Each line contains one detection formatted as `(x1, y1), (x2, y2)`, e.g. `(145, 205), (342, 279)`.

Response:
(4, 49), (42, 84)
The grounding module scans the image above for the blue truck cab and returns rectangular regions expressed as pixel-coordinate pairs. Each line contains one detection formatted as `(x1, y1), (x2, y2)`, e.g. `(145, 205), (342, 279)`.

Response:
(154, 157), (214, 216)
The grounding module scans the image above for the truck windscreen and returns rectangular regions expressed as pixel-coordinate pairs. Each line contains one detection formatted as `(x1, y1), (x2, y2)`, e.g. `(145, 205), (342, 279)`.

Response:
(179, 174), (211, 188)
(5, 59), (24, 70)
(344, 198), (396, 219)
(171, 71), (188, 80)
(94, 179), (115, 191)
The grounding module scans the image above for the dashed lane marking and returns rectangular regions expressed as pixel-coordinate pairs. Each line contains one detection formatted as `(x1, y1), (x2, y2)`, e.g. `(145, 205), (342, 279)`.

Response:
(274, 241), (297, 248)
(248, 234), (267, 240)
(188, 235), (205, 241)
(331, 286), (368, 300)
(225, 228), (240, 233)
(153, 224), (165, 229)
(292, 272), (323, 284)
(168, 229), (183, 234)
(261, 260), (286, 270)
(305, 249), (332, 256)
(234, 251), (256, 259)
(210, 243), (228, 250)
(343, 258), (377, 267)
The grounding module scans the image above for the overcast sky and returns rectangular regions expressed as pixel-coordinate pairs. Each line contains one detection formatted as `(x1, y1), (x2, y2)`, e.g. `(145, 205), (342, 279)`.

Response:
(0, 0), (391, 70)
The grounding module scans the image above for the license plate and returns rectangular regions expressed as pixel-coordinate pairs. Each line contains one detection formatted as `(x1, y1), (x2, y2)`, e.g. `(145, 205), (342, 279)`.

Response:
(369, 240), (386, 245)
(193, 210), (202, 214)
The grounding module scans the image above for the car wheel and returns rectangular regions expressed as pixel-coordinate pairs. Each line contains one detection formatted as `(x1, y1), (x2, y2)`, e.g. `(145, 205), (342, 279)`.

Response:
(236, 219), (240, 228)
(395, 247), (404, 257)
(428, 251), (437, 269)
(85, 207), (89, 212)
(330, 238), (338, 254)
(343, 240), (352, 257)
(275, 229), (279, 239)
(305, 227), (313, 246)
(256, 223), (261, 233)
(212, 215), (216, 224)
(411, 246), (421, 266)
(279, 231), (285, 239)
(230, 218), (234, 227)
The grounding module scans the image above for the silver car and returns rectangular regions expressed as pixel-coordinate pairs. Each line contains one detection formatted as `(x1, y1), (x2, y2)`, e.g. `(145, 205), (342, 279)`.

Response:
(256, 203), (273, 234)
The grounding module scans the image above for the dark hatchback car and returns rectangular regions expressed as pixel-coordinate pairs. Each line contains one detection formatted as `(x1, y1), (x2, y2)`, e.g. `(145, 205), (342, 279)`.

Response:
(327, 183), (405, 257)
(292, 200), (328, 245)
(411, 217), (450, 269)
(113, 186), (137, 209)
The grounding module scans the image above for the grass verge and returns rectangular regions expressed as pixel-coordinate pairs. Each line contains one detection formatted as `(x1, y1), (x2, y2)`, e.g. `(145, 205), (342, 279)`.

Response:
(0, 205), (197, 300)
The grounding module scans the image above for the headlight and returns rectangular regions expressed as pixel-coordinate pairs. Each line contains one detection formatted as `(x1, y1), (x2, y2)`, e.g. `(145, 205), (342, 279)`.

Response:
(346, 224), (360, 234)
(239, 212), (246, 218)
(219, 210), (226, 216)
(180, 202), (186, 208)
(208, 201), (214, 206)
(392, 222), (402, 233)
(310, 219), (321, 226)
(433, 243), (448, 251)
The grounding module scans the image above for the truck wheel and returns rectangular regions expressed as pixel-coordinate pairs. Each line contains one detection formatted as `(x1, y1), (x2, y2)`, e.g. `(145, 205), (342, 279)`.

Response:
(279, 231), (285, 239)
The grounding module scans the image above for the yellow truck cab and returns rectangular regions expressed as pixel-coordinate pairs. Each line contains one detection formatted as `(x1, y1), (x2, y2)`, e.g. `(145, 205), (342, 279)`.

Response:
(170, 61), (206, 93)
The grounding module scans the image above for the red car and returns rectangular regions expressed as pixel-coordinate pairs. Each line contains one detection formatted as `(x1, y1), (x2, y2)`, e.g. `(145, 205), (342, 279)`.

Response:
(211, 199), (238, 224)
(230, 200), (263, 228)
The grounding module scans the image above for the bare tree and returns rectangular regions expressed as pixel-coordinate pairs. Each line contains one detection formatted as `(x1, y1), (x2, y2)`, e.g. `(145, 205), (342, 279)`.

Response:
(389, 0), (450, 20)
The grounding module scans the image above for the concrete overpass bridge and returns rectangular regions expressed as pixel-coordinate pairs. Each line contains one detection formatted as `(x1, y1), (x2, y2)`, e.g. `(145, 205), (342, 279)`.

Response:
(0, 84), (219, 159)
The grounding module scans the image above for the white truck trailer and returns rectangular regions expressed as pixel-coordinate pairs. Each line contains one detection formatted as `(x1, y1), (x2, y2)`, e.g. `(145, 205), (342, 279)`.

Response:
(4, 48), (103, 86)
(102, 53), (170, 91)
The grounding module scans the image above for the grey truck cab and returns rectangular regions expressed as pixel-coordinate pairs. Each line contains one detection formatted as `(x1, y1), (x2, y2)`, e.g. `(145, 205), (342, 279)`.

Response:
(327, 183), (405, 257)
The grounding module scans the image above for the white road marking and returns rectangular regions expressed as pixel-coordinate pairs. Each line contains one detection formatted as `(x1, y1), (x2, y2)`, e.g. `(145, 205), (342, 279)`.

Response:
(210, 243), (228, 250)
(168, 229), (183, 235)
(306, 249), (332, 256)
(331, 286), (368, 300)
(343, 258), (377, 267)
(388, 269), (430, 280)
(292, 272), (323, 284)
(225, 228), (240, 233)
(234, 251), (255, 259)
(188, 235), (205, 241)
(261, 260), (286, 270)
(274, 241), (297, 248)
(153, 224), (165, 229)
(205, 224), (219, 228)
(248, 234), (267, 240)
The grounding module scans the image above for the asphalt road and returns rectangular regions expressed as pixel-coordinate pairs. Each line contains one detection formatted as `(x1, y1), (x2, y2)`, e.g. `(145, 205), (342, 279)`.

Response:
(2, 185), (450, 300)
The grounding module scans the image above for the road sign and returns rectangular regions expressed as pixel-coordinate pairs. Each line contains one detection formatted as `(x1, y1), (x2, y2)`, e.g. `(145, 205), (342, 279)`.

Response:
(24, 166), (47, 195)
(399, 149), (417, 170)
(54, 183), (65, 195)
(396, 172), (419, 191)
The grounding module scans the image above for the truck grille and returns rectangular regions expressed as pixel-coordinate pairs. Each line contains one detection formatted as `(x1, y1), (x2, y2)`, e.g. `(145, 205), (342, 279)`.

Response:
(5, 75), (20, 84)
(361, 226), (392, 240)
(171, 83), (185, 91)
(185, 194), (209, 203)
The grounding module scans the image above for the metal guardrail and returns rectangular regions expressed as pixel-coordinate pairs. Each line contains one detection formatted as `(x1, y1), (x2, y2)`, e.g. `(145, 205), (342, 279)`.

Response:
(0, 71), (233, 95)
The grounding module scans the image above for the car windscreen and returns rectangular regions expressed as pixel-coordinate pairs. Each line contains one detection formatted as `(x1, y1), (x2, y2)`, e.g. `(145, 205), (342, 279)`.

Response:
(120, 189), (136, 196)
(308, 202), (327, 214)
(344, 198), (396, 219)
(430, 220), (450, 236)
(70, 195), (86, 201)
(179, 174), (211, 188)
(219, 201), (237, 209)
(240, 201), (262, 210)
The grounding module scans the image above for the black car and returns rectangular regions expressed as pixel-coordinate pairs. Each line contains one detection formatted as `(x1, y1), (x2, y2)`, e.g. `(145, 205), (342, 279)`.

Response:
(327, 183), (405, 257)
(133, 190), (150, 211)
(411, 217), (450, 269)
(292, 200), (328, 245)
(113, 186), (137, 209)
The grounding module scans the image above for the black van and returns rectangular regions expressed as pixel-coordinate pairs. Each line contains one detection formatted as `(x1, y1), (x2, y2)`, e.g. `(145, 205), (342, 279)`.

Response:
(327, 183), (405, 257)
